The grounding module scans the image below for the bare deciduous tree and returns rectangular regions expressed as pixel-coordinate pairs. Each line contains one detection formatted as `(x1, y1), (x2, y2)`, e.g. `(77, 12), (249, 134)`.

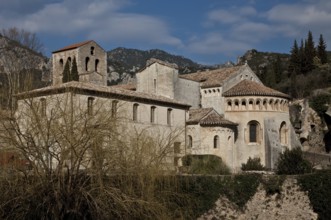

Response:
(0, 93), (185, 219)
(1, 27), (44, 54)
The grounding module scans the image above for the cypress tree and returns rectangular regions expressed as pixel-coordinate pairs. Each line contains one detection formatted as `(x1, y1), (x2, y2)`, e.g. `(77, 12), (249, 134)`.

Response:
(299, 40), (307, 74)
(289, 40), (300, 75)
(62, 60), (70, 83)
(71, 57), (79, 81)
(305, 30), (316, 72)
(317, 34), (328, 64)
(289, 40), (299, 98)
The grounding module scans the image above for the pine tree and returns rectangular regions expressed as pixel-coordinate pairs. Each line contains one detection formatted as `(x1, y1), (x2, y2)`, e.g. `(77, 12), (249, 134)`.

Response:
(288, 40), (299, 98)
(317, 34), (328, 64)
(305, 30), (316, 72)
(71, 57), (79, 81)
(289, 40), (300, 75)
(62, 60), (70, 83)
(299, 40), (307, 74)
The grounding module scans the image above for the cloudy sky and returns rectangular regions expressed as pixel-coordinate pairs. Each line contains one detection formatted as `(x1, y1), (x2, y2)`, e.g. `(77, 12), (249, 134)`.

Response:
(1, 0), (331, 64)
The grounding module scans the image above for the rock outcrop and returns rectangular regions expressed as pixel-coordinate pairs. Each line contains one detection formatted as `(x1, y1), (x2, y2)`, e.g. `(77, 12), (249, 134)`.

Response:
(198, 178), (317, 220)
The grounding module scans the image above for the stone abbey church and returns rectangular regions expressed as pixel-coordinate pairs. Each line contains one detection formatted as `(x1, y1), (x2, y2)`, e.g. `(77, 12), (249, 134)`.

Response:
(16, 40), (298, 172)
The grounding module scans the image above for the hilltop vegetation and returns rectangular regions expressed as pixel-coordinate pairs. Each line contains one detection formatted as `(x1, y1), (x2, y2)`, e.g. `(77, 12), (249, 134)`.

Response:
(239, 31), (331, 99)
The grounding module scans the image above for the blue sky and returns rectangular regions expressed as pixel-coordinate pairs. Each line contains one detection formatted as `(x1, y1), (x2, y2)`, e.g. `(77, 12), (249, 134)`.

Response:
(1, 0), (331, 65)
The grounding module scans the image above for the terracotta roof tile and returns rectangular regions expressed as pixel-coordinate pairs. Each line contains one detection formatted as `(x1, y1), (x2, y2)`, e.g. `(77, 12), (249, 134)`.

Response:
(200, 112), (237, 126)
(15, 81), (190, 108)
(180, 66), (241, 88)
(110, 83), (136, 91)
(187, 108), (213, 124)
(52, 40), (93, 53)
(223, 80), (290, 99)
(187, 108), (237, 126)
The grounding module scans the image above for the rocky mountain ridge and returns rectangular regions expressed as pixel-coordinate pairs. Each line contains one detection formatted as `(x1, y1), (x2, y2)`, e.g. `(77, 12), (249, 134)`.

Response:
(107, 47), (212, 85)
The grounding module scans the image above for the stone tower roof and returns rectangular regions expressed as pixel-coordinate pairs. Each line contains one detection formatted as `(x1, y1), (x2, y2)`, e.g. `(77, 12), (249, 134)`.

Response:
(52, 40), (93, 53)
(223, 79), (290, 99)
(187, 108), (237, 126)
(179, 66), (242, 88)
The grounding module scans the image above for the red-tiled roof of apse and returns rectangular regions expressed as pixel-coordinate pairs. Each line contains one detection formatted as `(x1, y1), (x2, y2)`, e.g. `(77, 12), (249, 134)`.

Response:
(186, 108), (213, 124)
(223, 79), (290, 99)
(200, 111), (237, 126)
(52, 40), (93, 53)
(179, 66), (241, 88)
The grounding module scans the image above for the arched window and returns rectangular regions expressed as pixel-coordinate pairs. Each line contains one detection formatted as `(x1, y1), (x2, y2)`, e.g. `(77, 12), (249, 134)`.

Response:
(85, 57), (90, 71)
(59, 59), (64, 70)
(227, 100), (232, 110)
(95, 59), (99, 72)
(241, 100), (247, 110)
(248, 100), (253, 110)
(247, 121), (261, 143)
(150, 106), (156, 123)
(90, 46), (95, 55)
(279, 122), (287, 145)
(188, 135), (193, 148)
(167, 108), (172, 125)
(111, 100), (118, 118)
(214, 135), (220, 148)
(133, 103), (139, 121)
(87, 97), (94, 116)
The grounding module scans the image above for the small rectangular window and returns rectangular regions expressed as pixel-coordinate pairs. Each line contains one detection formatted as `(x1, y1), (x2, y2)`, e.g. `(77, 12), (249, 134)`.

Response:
(40, 98), (46, 117)
(167, 108), (172, 125)
(133, 103), (139, 121)
(150, 106), (156, 123)
(174, 142), (181, 154)
(111, 100), (118, 118)
(87, 97), (94, 116)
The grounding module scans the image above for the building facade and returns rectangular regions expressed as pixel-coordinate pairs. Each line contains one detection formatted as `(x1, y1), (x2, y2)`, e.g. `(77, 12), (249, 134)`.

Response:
(15, 40), (297, 172)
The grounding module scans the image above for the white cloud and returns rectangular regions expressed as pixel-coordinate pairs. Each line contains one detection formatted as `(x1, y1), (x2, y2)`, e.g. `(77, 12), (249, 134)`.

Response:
(207, 6), (257, 24)
(0, 0), (182, 47)
(187, 32), (251, 56)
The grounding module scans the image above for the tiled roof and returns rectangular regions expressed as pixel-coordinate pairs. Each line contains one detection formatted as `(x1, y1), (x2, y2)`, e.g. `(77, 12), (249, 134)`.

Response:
(200, 112), (237, 126)
(110, 83), (136, 91)
(187, 108), (237, 126)
(223, 80), (290, 99)
(180, 66), (241, 88)
(187, 108), (213, 124)
(15, 81), (190, 108)
(52, 40), (93, 53)
(146, 58), (178, 69)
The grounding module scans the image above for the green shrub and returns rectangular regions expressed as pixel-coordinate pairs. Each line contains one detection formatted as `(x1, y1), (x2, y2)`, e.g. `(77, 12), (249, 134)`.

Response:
(262, 175), (285, 195)
(276, 147), (313, 175)
(298, 170), (331, 220)
(309, 93), (331, 115)
(181, 155), (230, 175)
(241, 157), (265, 171)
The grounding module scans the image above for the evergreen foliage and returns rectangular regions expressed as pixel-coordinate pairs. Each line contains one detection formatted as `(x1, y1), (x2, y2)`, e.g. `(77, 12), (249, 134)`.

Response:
(71, 57), (79, 81)
(309, 93), (331, 115)
(181, 155), (230, 175)
(289, 40), (299, 97)
(317, 34), (328, 64)
(305, 31), (316, 73)
(62, 60), (70, 83)
(241, 157), (265, 171)
(298, 170), (331, 220)
(276, 147), (313, 175)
